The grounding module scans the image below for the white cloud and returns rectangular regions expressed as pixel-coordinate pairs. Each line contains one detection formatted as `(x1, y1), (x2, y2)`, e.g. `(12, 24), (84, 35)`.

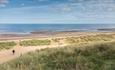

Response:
(0, 0), (9, 7)
(57, 0), (115, 14)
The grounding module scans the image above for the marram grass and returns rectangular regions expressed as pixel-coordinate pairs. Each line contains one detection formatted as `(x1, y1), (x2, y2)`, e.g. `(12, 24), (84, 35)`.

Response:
(0, 41), (16, 50)
(65, 34), (115, 44)
(0, 41), (115, 70)
(20, 39), (51, 46)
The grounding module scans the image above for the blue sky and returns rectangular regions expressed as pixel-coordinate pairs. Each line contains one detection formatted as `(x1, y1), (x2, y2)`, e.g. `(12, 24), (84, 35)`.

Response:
(0, 0), (115, 23)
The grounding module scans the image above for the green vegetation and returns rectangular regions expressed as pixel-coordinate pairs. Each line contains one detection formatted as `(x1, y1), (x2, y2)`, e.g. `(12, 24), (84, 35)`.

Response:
(0, 41), (115, 70)
(65, 34), (115, 44)
(52, 38), (61, 42)
(0, 41), (16, 50)
(20, 39), (51, 46)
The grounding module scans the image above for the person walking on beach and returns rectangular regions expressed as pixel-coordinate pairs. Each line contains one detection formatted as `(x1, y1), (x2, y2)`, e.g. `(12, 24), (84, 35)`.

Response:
(12, 50), (15, 55)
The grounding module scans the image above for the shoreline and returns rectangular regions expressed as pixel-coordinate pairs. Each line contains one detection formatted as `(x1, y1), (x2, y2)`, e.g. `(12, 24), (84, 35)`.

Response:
(0, 31), (115, 64)
(0, 31), (115, 41)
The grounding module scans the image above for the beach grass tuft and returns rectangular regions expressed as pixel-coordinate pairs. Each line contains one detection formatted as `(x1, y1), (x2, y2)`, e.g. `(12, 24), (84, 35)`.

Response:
(0, 41), (115, 70)
(65, 34), (115, 44)
(0, 41), (16, 50)
(20, 39), (51, 46)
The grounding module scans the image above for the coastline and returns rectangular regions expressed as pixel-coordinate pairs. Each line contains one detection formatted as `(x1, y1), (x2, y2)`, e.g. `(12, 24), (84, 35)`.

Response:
(0, 30), (115, 64)
(0, 31), (114, 41)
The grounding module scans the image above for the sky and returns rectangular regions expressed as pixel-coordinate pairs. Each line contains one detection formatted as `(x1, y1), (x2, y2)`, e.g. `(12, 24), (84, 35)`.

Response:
(0, 0), (115, 23)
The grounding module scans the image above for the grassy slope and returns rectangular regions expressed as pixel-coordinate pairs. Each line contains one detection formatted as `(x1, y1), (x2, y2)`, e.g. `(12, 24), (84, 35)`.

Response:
(0, 42), (16, 50)
(20, 39), (51, 46)
(0, 41), (115, 70)
(65, 34), (115, 44)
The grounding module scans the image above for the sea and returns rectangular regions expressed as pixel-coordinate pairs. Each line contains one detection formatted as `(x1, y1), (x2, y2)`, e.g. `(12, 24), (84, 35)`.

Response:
(0, 24), (115, 34)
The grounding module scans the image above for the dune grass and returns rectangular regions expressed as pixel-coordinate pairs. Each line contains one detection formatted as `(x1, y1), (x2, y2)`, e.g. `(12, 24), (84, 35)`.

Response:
(20, 39), (51, 46)
(52, 38), (61, 42)
(0, 41), (16, 50)
(0, 41), (115, 70)
(65, 34), (115, 44)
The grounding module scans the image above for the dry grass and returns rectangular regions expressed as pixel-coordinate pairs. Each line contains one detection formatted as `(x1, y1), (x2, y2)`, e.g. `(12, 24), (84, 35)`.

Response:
(0, 41), (16, 50)
(0, 41), (115, 70)
(65, 34), (115, 44)
(20, 39), (51, 46)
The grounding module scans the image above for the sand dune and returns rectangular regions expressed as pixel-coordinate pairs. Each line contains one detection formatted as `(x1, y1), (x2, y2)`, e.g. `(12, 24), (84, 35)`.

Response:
(0, 40), (67, 64)
(0, 32), (115, 64)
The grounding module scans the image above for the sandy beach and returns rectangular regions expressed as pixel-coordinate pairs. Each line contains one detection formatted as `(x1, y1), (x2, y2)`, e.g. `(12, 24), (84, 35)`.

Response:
(0, 31), (115, 64)
(0, 31), (114, 40)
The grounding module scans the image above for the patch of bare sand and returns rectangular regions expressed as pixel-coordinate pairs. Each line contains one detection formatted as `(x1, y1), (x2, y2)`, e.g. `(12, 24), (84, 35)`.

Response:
(0, 32), (115, 64)
(0, 40), (67, 64)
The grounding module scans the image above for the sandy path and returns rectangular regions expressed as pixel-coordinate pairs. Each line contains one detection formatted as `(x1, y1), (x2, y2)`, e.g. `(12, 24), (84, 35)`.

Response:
(0, 34), (69, 64)
(0, 41), (67, 64)
(0, 32), (113, 64)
